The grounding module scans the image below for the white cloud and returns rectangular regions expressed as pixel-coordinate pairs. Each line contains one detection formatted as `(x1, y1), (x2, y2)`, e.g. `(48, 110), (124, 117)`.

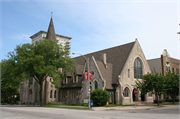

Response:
(9, 33), (31, 41)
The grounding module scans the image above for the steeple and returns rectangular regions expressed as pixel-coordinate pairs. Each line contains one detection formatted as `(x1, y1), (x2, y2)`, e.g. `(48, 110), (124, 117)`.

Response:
(46, 16), (57, 43)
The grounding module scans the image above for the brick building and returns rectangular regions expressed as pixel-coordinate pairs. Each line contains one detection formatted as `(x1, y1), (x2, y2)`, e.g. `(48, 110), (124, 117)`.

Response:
(147, 49), (180, 100)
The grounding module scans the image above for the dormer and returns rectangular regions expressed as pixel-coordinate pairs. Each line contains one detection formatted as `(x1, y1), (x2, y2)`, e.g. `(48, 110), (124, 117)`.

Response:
(63, 77), (68, 84)
(73, 73), (78, 83)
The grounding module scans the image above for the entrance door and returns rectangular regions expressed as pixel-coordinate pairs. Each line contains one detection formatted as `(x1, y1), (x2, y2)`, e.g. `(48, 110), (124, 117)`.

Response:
(109, 92), (113, 104)
(141, 95), (145, 101)
(133, 89), (136, 101)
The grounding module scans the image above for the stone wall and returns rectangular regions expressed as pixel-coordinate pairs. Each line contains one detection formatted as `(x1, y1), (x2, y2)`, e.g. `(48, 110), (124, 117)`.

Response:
(117, 40), (153, 105)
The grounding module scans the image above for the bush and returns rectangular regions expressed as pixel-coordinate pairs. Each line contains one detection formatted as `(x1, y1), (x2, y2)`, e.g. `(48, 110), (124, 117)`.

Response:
(154, 99), (165, 103)
(90, 89), (109, 106)
(48, 102), (59, 105)
(165, 99), (179, 102)
(83, 103), (88, 107)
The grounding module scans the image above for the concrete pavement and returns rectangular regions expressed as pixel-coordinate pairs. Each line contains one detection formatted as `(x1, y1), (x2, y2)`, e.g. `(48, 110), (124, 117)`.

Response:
(2, 104), (173, 111)
(92, 105), (159, 111)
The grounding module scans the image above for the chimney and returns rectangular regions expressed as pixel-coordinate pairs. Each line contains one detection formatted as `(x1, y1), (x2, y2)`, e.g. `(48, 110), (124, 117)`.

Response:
(101, 53), (107, 68)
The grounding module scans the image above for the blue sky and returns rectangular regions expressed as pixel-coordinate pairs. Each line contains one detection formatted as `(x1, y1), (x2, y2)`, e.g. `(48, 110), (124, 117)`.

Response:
(0, 0), (180, 60)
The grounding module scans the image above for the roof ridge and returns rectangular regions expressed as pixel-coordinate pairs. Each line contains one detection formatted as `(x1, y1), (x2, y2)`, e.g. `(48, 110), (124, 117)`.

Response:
(74, 41), (135, 59)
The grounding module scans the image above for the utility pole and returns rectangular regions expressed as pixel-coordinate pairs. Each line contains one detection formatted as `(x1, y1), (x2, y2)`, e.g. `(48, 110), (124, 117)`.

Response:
(87, 58), (90, 109)
(72, 53), (91, 109)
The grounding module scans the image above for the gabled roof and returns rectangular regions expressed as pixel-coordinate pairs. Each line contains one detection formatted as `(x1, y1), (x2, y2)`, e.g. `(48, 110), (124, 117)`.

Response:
(74, 41), (135, 84)
(147, 58), (162, 74)
(75, 64), (84, 75)
(61, 75), (84, 89)
(46, 17), (58, 43)
(95, 60), (113, 89)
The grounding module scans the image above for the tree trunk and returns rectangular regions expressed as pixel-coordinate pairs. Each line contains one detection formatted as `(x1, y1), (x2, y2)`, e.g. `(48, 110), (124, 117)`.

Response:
(2, 94), (5, 105)
(172, 92), (175, 104)
(40, 83), (43, 106)
(156, 94), (159, 106)
(27, 85), (30, 106)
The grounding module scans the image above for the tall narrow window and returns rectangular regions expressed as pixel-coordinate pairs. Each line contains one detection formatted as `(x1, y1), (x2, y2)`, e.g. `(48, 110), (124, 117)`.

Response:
(123, 88), (129, 97)
(74, 90), (76, 99)
(176, 68), (179, 74)
(95, 81), (98, 89)
(74, 75), (76, 83)
(128, 69), (130, 78)
(54, 90), (56, 98)
(71, 91), (73, 99)
(50, 90), (52, 98)
(134, 58), (143, 79)
(62, 91), (63, 99)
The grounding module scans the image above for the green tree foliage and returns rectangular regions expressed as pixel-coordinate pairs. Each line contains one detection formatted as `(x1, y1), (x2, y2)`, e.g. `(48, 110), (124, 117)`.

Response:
(1, 59), (24, 104)
(135, 69), (165, 105)
(90, 89), (109, 106)
(7, 39), (75, 105)
(165, 71), (179, 104)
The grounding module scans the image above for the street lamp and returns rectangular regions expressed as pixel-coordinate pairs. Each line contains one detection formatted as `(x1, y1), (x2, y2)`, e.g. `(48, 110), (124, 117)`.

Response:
(72, 52), (91, 109)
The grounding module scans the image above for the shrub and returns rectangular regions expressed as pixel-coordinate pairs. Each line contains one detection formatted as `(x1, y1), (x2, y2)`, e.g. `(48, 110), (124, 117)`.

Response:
(48, 102), (59, 105)
(90, 89), (110, 106)
(165, 99), (179, 102)
(83, 103), (88, 107)
(154, 99), (165, 103)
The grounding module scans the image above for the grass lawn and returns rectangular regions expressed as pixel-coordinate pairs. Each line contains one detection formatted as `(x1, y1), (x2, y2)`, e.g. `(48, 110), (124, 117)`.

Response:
(163, 103), (179, 105)
(1, 103), (8, 105)
(42, 105), (90, 110)
(104, 104), (135, 107)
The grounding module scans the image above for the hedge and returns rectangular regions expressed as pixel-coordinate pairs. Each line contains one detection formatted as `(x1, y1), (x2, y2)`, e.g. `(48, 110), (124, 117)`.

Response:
(154, 99), (165, 103)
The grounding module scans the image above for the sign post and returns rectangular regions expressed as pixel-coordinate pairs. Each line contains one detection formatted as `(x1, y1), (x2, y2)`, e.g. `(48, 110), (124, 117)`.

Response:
(134, 89), (138, 109)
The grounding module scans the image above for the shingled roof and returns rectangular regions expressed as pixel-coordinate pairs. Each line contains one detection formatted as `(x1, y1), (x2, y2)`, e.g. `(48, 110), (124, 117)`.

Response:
(74, 41), (135, 85)
(46, 17), (58, 42)
(95, 60), (113, 89)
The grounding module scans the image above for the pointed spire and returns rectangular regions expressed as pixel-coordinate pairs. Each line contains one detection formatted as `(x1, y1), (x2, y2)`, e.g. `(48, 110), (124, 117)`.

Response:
(46, 16), (57, 43)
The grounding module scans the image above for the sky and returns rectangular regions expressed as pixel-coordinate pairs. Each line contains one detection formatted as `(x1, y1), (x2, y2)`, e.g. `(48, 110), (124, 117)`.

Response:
(0, 0), (180, 61)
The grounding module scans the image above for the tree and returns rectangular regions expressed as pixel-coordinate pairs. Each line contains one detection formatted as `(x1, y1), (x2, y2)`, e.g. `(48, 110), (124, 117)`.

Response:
(1, 59), (24, 104)
(165, 71), (179, 104)
(135, 69), (165, 105)
(8, 39), (75, 106)
(90, 89), (109, 106)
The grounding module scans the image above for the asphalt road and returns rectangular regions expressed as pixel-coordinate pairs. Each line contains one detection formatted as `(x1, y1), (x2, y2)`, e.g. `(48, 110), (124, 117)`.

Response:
(0, 105), (179, 119)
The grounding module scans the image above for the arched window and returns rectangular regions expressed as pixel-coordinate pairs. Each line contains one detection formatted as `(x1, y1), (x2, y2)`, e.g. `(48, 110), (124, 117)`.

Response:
(134, 58), (143, 79)
(94, 81), (98, 89)
(50, 90), (52, 98)
(54, 90), (56, 98)
(123, 88), (129, 97)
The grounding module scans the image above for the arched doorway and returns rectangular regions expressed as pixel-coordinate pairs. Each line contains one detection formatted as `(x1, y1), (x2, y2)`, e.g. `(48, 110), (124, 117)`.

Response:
(132, 88), (136, 101)
(132, 88), (139, 101)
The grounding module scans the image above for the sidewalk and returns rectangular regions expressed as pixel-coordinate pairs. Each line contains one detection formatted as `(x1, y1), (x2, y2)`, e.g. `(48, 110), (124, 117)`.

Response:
(92, 105), (159, 111)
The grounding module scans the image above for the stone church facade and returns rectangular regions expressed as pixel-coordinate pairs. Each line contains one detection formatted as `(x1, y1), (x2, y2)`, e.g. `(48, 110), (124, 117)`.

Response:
(20, 17), (155, 105)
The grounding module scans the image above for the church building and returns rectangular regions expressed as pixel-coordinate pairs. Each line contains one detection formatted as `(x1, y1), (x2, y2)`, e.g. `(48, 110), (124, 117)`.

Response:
(20, 17), (155, 105)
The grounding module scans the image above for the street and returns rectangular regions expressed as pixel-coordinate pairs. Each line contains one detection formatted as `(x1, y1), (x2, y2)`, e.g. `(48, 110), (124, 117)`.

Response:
(0, 105), (179, 119)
